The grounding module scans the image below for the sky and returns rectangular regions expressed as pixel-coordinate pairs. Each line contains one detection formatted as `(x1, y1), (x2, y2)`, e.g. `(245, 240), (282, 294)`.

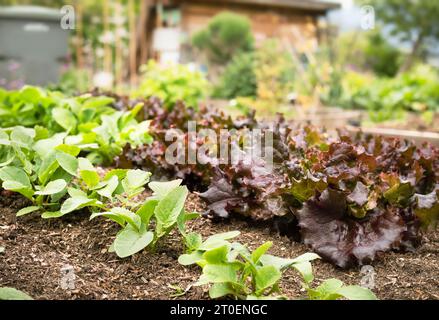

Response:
(325, 0), (364, 32)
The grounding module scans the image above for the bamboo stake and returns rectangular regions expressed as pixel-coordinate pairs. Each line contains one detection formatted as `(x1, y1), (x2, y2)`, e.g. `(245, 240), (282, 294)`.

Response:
(138, 0), (152, 66)
(128, 0), (138, 86)
(103, 0), (112, 76)
(114, 1), (123, 91)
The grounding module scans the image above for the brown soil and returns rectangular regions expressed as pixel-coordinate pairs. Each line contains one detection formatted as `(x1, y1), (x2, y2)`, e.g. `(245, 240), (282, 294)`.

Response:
(0, 192), (438, 300)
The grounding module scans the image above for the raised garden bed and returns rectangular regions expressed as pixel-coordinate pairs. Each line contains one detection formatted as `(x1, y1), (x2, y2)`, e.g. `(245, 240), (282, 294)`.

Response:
(1, 87), (438, 300)
(1, 192), (438, 300)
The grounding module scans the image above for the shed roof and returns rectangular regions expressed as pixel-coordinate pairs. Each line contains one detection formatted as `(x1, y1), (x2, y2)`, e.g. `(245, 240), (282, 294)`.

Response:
(176, 0), (341, 12)
(0, 5), (62, 21)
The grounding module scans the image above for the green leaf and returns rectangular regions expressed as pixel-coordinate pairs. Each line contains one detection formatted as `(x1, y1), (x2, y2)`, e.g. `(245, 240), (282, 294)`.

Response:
(209, 283), (235, 299)
(52, 107), (77, 131)
(67, 187), (87, 198)
(255, 265), (281, 293)
(178, 251), (204, 266)
(154, 186), (188, 236)
(309, 279), (344, 300)
(20, 85), (44, 103)
(0, 166), (34, 199)
(56, 151), (78, 176)
(35, 179), (67, 195)
(0, 166), (31, 187)
(109, 207), (141, 231)
(55, 144), (81, 156)
(10, 126), (35, 149)
(260, 252), (319, 271)
(0, 287), (33, 300)
(114, 226), (154, 258)
(90, 211), (126, 227)
(199, 231), (240, 251)
(103, 169), (127, 181)
(41, 211), (65, 219)
(336, 285), (377, 300)
(291, 252), (321, 264)
(203, 245), (230, 264)
(0, 147), (14, 167)
(97, 175), (119, 199)
(148, 179), (182, 199)
(177, 211), (199, 236)
(229, 242), (251, 261)
(184, 232), (202, 252)
(60, 196), (100, 214)
(196, 264), (238, 286)
(122, 169), (151, 195)
(292, 261), (314, 284)
(78, 157), (95, 170)
(2, 181), (34, 200)
(251, 241), (272, 264)
(16, 206), (40, 217)
(79, 170), (100, 188)
(82, 96), (114, 109)
(33, 133), (66, 158)
(135, 198), (158, 225)
(383, 181), (414, 206)
(37, 151), (58, 184)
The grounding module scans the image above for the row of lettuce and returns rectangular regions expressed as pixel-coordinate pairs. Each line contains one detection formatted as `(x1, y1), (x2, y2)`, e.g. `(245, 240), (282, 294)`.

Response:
(0, 86), (375, 300)
(121, 98), (439, 269)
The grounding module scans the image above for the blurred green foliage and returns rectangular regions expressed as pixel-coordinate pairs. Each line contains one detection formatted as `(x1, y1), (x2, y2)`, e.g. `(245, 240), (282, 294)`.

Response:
(133, 60), (209, 110)
(214, 40), (294, 104)
(48, 68), (91, 96)
(192, 12), (254, 66)
(212, 52), (257, 99)
(362, 31), (403, 77)
(255, 40), (295, 104)
(324, 64), (439, 122)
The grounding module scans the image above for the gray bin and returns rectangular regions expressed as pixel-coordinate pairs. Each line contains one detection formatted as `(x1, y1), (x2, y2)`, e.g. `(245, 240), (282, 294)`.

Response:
(0, 6), (69, 86)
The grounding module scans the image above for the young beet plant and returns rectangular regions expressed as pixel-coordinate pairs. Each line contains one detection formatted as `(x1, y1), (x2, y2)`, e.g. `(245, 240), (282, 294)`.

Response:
(178, 232), (377, 300)
(91, 179), (197, 258)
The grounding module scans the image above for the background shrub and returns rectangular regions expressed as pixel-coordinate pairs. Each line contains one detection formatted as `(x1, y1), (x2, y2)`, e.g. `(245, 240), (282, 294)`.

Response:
(213, 52), (257, 99)
(133, 60), (209, 110)
(192, 12), (254, 66)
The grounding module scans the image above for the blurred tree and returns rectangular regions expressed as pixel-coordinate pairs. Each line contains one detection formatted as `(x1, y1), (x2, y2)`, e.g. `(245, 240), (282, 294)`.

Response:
(360, 0), (439, 73)
(335, 29), (402, 77)
(192, 12), (254, 66)
(363, 30), (403, 77)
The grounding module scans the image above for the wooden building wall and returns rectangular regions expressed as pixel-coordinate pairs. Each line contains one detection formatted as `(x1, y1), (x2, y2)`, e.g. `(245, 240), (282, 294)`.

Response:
(178, 1), (320, 51)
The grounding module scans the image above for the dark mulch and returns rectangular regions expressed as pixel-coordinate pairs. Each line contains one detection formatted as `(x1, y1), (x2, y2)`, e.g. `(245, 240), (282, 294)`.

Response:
(0, 192), (438, 300)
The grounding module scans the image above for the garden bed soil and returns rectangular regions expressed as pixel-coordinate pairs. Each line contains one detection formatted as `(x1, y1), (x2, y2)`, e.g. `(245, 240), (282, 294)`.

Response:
(0, 192), (438, 300)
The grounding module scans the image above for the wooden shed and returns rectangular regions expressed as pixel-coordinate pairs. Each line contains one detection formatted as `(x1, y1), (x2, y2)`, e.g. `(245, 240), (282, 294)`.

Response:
(136, 0), (340, 64)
